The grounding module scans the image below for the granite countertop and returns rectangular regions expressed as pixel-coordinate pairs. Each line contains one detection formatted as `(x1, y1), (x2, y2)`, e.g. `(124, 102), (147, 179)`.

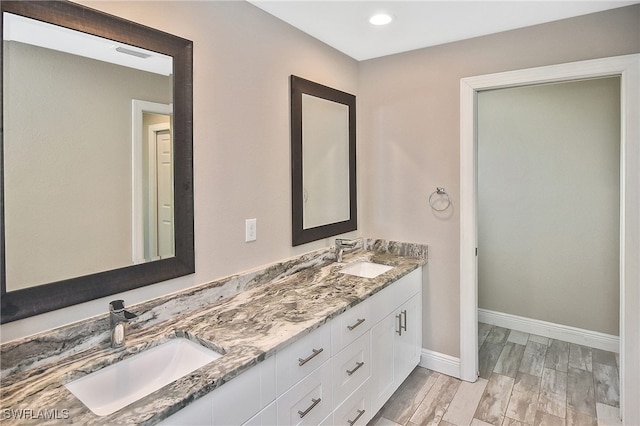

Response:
(0, 239), (427, 425)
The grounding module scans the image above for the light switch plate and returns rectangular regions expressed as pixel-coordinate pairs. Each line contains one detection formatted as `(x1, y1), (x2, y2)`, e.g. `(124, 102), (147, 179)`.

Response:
(245, 218), (257, 242)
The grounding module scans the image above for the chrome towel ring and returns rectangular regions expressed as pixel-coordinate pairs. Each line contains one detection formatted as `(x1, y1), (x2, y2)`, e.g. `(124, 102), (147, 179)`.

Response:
(429, 187), (451, 211)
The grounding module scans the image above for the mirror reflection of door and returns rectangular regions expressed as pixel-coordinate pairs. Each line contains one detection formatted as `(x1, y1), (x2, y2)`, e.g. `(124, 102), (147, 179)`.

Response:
(148, 125), (174, 260)
(132, 100), (174, 264)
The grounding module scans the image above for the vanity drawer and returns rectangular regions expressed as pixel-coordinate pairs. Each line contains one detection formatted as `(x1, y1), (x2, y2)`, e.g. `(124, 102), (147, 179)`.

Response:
(332, 332), (371, 403)
(370, 268), (421, 325)
(276, 323), (331, 394)
(276, 360), (333, 425)
(333, 379), (371, 426)
(331, 299), (371, 354)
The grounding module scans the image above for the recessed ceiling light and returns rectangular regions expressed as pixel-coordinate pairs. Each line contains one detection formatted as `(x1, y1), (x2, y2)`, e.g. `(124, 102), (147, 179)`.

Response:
(369, 13), (393, 26)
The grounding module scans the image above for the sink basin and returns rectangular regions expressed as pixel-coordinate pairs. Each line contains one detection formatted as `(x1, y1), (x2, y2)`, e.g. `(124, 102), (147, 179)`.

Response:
(65, 337), (222, 416)
(339, 261), (393, 279)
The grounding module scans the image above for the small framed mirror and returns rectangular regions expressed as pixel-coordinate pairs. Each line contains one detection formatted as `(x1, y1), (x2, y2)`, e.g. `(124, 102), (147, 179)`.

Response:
(1, 1), (194, 323)
(290, 75), (356, 246)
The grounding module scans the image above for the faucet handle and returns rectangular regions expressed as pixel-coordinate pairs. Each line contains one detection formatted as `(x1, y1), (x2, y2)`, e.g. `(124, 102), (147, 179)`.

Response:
(109, 300), (125, 312)
(123, 310), (137, 320)
(109, 300), (137, 319)
(336, 238), (358, 248)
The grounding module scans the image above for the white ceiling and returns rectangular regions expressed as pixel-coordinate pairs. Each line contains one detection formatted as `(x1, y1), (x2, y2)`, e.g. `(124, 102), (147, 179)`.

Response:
(248, 1), (639, 61)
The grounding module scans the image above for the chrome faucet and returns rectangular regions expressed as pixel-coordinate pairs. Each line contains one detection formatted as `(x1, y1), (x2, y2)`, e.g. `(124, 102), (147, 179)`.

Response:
(335, 238), (359, 263)
(109, 300), (137, 348)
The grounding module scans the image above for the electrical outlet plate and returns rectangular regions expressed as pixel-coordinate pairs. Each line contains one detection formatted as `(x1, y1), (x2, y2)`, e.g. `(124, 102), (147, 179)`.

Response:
(245, 218), (256, 242)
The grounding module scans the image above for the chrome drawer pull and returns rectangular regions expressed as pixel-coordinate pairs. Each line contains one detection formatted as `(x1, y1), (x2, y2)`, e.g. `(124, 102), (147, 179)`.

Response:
(346, 361), (365, 376)
(347, 318), (365, 331)
(401, 309), (407, 332)
(348, 409), (366, 425)
(298, 348), (323, 366)
(298, 398), (321, 418)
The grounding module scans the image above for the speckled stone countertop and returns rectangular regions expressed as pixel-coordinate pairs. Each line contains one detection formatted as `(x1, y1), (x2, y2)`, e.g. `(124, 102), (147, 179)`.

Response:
(0, 239), (427, 425)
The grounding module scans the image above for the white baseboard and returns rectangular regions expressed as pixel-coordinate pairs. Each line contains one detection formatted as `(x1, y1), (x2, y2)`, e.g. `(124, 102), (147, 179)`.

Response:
(478, 309), (620, 353)
(420, 348), (461, 379)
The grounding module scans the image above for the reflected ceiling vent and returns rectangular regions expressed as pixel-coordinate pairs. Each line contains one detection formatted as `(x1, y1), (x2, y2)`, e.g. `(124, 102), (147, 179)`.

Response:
(115, 46), (152, 59)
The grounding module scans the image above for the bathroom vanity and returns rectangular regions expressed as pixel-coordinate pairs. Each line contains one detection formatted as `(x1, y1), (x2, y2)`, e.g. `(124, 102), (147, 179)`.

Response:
(0, 239), (427, 425)
(161, 265), (421, 425)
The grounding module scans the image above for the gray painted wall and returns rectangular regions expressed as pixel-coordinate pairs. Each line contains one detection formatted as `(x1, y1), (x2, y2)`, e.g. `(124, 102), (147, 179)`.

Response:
(477, 77), (621, 335)
(1, 0), (360, 341)
(359, 5), (639, 356)
(2, 2), (638, 356)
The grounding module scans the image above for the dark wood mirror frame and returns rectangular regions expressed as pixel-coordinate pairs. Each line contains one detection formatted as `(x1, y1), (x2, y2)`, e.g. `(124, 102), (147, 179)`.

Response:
(0, 1), (194, 323)
(290, 75), (357, 246)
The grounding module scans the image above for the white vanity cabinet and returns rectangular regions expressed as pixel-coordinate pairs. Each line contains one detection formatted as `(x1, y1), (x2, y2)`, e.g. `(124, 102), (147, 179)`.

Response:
(243, 401), (277, 426)
(370, 269), (422, 415)
(160, 266), (422, 426)
(275, 324), (331, 395)
(330, 298), (371, 354)
(273, 322), (333, 425)
(333, 379), (370, 426)
(394, 293), (422, 385)
(211, 354), (276, 425)
(158, 355), (276, 426)
(158, 385), (215, 425)
(276, 360), (334, 425)
(331, 332), (371, 404)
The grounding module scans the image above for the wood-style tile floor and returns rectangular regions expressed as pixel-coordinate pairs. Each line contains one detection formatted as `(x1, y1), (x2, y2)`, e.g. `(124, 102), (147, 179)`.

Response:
(368, 323), (620, 426)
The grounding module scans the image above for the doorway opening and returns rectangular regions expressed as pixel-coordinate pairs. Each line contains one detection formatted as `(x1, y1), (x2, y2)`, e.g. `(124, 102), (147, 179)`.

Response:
(459, 54), (640, 423)
(477, 77), (620, 342)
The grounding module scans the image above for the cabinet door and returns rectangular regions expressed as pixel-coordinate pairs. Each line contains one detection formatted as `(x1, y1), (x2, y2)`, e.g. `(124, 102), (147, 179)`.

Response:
(393, 293), (421, 387)
(211, 359), (272, 426)
(369, 312), (395, 415)
(157, 389), (214, 425)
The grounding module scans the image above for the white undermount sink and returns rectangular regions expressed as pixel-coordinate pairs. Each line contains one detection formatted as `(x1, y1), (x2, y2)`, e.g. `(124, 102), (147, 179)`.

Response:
(65, 337), (223, 416)
(339, 261), (393, 279)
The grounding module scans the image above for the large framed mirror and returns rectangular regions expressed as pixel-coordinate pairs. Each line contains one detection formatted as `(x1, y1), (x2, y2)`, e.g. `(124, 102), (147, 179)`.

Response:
(290, 75), (356, 246)
(1, 1), (194, 323)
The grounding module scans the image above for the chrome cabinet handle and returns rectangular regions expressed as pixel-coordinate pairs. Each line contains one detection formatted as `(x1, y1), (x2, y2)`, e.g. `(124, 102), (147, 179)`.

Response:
(346, 361), (365, 376)
(298, 398), (321, 418)
(347, 318), (366, 331)
(348, 409), (366, 425)
(396, 310), (407, 335)
(298, 348), (323, 366)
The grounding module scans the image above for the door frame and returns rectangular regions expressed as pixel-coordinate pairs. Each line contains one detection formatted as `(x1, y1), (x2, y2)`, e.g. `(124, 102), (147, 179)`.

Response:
(459, 54), (640, 423)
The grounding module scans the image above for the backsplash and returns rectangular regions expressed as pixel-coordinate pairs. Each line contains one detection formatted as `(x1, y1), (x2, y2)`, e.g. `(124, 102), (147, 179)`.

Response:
(364, 238), (428, 258)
